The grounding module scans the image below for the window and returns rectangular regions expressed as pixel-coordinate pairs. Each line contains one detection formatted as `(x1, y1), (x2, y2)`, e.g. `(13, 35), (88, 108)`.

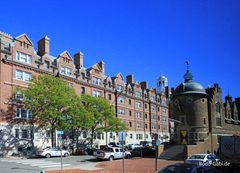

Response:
(16, 70), (32, 81)
(151, 105), (156, 112)
(16, 108), (32, 119)
(44, 60), (50, 69)
(108, 94), (112, 100)
(129, 99), (131, 105)
(145, 114), (148, 119)
(16, 51), (32, 64)
(216, 117), (221, 126)
(204, 118), (206, 125)
(83, 131), (87, 138)
(162, 116), (167, 123)
(145, 124), (148, 129)
(21, 129), (29, 139)
(15, 91), (24, 100)
(92, 90), (102, 97)
(117, 85), (123, 92)
(60, 66), (72, 76)
(118, 96), (125, 104)
(135, 91), (141, 97)
(136, 112), (142, 119)
(81, 87), (85, 94)
(136, 122), (142, 128)
(129, 121), (132, 127)
(136, 134), (143, 140)
(145, 104), (147, 109)
(92, 77), (102, 85)
(129, 110), (132, 116)
(151, 124), (157, 130)
(15, 129), (19, 138)
(135, 101), (142, 108)
(215, 104), (221, 113)
(150, 96), (155, 101)
(118, 108), (125, 115)
(162, 108), (167, 114)
(130, 134), (133, 139)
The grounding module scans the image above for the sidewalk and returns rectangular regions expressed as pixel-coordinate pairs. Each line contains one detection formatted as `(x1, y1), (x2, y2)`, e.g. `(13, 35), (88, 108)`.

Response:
(46, 158), (182, 173)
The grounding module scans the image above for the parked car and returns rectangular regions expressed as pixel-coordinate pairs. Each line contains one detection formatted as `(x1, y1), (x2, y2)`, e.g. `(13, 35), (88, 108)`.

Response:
(95, 147), (131, 161)
(37, 147), (70, 158)
(140, 141), (152, 147)
(108, 142), (122, 147)
(131, 147), (156, 157)
(185, 154), (220, 165)
(126, 144), (143, 150)
(158, 163), (222, 173)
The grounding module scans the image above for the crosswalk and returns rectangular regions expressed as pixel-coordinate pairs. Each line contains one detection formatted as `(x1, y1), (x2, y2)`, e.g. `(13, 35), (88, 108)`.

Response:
(0, 159), (72, 168)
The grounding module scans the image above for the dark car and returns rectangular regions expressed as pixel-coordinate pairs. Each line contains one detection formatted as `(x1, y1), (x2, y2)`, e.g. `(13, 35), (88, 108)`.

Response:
(158, 163), (222, 173)
(131, 147), (156, 157)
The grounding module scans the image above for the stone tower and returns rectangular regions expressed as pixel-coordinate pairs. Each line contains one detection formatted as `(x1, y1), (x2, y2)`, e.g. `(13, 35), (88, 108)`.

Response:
(156, 75), (168, 94)
(170, 63), (209, 145)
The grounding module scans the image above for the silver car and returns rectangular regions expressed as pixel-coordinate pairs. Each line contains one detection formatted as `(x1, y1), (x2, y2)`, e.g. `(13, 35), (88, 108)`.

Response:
(185, 154), (220, 165)
(37, 147), (70, 158)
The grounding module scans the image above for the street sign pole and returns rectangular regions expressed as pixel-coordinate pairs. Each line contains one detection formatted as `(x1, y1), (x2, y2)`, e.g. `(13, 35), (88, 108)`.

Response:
(118, 131), (126, 173)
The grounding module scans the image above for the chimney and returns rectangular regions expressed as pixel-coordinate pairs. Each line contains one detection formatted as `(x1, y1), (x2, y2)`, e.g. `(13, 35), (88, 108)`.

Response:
(74, 52), (84, 69)
(140, 81), (148, 90)
(37, 36), (50, 56)
(126, 74), (134, 84)
(98, 61), (105, 74)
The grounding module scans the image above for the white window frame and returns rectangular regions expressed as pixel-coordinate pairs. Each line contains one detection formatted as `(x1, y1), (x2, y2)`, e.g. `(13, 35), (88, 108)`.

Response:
(135, 101), (142, 108)
(92, 77), (102, 85)
(117, 85), (123, 92)
(135, 91), (141, 97)
(16, 108), (32, 119)
(118, 108), (125, 115)
(16, 51), (32, 64)
(16, 70), (32, 81)
(136, 112), (142, 119)
(118, 96), (125, 104)
(60, 66), (72, 76)
(92, 90), (102, 97)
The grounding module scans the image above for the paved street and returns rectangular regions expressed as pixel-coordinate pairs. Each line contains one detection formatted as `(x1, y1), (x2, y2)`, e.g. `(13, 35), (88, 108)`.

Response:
(0, 155), (99, 173)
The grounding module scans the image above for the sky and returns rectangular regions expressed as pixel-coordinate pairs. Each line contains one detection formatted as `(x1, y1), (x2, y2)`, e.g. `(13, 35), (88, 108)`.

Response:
(0, 0), (239, 99)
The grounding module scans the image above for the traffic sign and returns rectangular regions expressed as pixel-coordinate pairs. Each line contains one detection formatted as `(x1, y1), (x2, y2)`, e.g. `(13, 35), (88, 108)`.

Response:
(57, 130), (64, 135)
(118, 131), (127, 142)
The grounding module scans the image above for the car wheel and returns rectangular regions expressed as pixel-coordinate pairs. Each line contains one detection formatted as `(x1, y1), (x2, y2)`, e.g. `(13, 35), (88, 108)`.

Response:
(109, 156), (114, 161)
(64, 153), (69, 157)
(45, 153), (51, 158)
(126, 154), (131, 159)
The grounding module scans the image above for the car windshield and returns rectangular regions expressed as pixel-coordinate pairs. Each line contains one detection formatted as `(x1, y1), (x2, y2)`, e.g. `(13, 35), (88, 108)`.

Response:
(189, 155), (205, 159)
(103, 148), (114, 152)
(161, 165), (195, 173)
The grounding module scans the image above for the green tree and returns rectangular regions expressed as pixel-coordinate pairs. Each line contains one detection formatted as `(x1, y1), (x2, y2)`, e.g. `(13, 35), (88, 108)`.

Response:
(20, 75), (84, 147)
(80, 94), (128, 146)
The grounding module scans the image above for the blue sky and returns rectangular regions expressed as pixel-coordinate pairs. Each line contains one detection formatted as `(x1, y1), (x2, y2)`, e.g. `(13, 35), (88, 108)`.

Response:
(1, 0), (239, 99)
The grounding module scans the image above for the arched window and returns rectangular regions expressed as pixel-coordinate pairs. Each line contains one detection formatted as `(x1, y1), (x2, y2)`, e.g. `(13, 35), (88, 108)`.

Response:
(215, 103), (221, 113)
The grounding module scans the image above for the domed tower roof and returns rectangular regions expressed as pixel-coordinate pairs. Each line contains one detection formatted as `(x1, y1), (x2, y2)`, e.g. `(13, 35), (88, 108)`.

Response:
(173, 62), (207, 97)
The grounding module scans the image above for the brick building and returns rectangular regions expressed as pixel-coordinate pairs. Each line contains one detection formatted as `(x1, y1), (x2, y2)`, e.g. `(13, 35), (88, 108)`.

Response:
(0, 31), (170, 155)
(170, 65), (240, 157)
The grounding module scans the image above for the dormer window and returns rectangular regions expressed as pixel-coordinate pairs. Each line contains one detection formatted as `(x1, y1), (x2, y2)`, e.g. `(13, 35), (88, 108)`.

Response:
(135, 91), (141, 97)
(117, 85), (123, 92)
(92, 77), (102, 85)
(16, 51), (32, 64)
(60, 66), (72, 76)
(44, 60), (50, 69)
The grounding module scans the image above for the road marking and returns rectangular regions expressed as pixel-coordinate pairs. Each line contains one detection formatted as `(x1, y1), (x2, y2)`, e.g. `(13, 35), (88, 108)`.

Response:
(0, 159), (72, 168)
(39, 164), (71, 168)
